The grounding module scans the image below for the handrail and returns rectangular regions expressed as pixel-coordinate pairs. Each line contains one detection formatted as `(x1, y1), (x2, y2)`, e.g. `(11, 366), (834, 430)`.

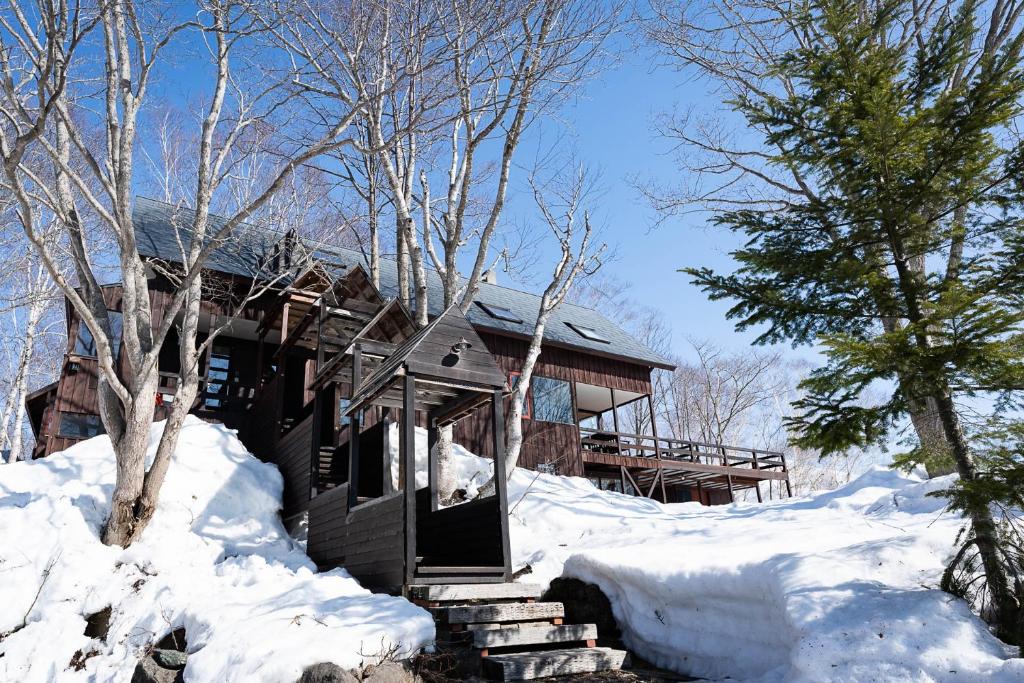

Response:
(579, 427), (787, 471)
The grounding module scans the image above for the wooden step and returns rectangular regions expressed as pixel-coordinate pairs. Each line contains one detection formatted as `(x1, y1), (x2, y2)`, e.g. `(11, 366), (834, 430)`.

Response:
(473, 623), (597, 650)
(482, 647), (629, 681)
(410, 583), (542, 603)
(417, 565), (507, 575)
(446, 602), (564, 625)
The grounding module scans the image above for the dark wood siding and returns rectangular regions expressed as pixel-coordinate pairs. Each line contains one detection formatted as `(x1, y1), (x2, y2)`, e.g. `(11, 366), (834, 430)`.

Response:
(308, 487), (406, 593)
(274, 412), (314, 516)
(415, 488), (503, 567)
(453, 332), (654, 476)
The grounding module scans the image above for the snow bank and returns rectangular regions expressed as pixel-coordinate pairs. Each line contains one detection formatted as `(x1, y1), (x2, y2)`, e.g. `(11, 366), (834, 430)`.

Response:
(0, 417), (433, 683)
(399, 428), (1022, 681)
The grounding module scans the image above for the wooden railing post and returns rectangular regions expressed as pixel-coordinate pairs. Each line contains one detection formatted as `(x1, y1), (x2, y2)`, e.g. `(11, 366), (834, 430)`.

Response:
(610, 388), (623, 457)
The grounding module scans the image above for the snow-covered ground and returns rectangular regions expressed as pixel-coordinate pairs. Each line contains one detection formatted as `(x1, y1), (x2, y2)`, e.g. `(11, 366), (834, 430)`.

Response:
(3, 418), (1020, 682)
(0, 417), (433, 683)
(392, 426), (1021, 682)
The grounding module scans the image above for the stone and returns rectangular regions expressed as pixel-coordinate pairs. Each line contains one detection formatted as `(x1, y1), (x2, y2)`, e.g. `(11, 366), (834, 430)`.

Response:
(84, 606), (112, 641)
(543, 578), (620, 639)
(152, 649), (188, 670)
(361, 660), (417, 683)
(131, 657), (184, 683)
(296, 662), (359, 683)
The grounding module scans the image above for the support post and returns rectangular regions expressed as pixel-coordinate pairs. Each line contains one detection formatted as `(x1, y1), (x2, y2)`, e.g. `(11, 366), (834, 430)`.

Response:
(722, 445), (735, 503)
(308, 306), (326, 501)
(696, 479), (704, 505)
(647, 392), (661, 460)
(610, 388), (622, 456)
(309, 387), (322, 501)
(347, 408), (361, 510)
(347, 345), (364, 510)
(403, 374), (418, 586)
(255, 309), (265, 391)
(752, 449), (762, 503)
(491, 389), (513, 580)
(619, 466), (628, 495)
(428, 418), (439, 512)
(781, 452), (793, 497)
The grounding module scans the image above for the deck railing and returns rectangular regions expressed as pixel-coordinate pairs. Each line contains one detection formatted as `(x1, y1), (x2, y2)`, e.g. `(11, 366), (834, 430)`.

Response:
(579, 427), (787, 473)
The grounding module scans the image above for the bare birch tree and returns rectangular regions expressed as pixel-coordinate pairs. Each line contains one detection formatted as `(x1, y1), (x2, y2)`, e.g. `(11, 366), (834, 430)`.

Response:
(0, 0), (370, 545)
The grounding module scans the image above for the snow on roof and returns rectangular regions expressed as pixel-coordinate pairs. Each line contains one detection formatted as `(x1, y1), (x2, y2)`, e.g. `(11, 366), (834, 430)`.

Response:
(132, 196), (675, 370)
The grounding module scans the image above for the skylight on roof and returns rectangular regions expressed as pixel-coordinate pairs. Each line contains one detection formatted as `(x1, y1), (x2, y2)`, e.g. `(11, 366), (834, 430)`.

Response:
(566, 322), (611, 343)
(475, 301), (523, 324)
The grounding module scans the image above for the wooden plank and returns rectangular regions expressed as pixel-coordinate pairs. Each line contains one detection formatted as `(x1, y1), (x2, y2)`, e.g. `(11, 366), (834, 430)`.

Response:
(472, 623), (596, 649)
(402, 373), (417, 586)
(483, 647), (628, 681)
(446, 602), (564, 625)
(409, 583), (542, 602)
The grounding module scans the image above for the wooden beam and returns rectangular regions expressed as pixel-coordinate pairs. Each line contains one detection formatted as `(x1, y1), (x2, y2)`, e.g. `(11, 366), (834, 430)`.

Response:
(491, 389), (513, 581)
(403, 373), (418, 586)
(429, 389), (490, 426)
(347, 409), (361, 510)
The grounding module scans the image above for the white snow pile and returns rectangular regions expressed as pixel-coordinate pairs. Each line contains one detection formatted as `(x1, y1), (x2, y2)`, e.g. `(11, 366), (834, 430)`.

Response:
(0, 417), (433, 683)
(398, 427), (1022, 682)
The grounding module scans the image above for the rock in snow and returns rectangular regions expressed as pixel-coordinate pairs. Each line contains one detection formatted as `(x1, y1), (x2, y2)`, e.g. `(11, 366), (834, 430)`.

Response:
(2, 418), (1022, 682)
(0, 417), (433, 683)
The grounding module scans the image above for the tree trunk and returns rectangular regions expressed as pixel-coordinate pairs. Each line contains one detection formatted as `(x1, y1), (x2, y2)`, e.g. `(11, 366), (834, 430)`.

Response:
(435, 423), (460, 503)
(101, 374), (159, 546)
(882, 317), (954, 477)
(933, 389), (1021, 648)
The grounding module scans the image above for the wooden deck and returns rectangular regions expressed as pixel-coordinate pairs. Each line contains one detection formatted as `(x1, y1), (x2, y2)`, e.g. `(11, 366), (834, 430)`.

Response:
(581, 428), (791, 502)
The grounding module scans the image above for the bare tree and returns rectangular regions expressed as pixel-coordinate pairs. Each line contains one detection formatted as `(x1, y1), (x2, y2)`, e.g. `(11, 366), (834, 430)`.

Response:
(480, 162), (606, 492)
(0, 0), (367, 545)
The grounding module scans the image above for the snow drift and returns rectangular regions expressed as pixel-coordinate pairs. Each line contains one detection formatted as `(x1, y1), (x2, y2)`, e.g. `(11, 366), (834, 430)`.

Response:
(0, 417), (433, 683)
(393, 426), (1023, 682)
(4, 416), (1020, 682)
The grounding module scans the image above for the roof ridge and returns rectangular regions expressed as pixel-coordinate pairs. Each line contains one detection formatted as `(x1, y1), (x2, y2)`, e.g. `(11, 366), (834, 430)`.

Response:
(133, 195), (610, 318)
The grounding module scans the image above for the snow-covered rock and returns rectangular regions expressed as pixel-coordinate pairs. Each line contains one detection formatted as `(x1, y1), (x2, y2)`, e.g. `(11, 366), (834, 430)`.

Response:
(0, 417), (433, 683)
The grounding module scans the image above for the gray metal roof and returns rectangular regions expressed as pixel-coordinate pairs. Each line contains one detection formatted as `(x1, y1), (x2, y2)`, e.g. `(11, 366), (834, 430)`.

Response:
(133, 196), (674, 370)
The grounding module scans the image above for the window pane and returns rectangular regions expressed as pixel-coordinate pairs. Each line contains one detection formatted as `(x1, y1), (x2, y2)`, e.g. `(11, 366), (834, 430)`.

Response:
(59, 413), (105, 439)
(566, 322), (610, 343)
(475, 301), (523, 323)
(73, 312), (123, 358)
(532, 376), (574, 425)
(73, 322), (97, 356)
(108, 312), (123, 356)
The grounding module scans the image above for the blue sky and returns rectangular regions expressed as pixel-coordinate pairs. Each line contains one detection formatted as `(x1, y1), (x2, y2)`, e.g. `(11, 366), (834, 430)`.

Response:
(509, 35), (814, 364)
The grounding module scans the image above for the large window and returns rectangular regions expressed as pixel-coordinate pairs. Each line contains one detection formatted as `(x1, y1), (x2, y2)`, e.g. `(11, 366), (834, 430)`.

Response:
(531, 376), (574, 425)
(59, 413), (105, 439)
(74, 312), (123, 358)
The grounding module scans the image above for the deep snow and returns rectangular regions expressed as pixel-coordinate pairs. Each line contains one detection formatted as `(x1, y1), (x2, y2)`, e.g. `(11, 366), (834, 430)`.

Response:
(0, 418), (433, 683)
(3, 418), (1021, 682)
(392, 425), (1023, 682)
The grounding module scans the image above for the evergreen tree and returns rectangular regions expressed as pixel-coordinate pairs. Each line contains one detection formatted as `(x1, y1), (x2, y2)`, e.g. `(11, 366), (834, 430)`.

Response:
(686, 0), (1024, 647)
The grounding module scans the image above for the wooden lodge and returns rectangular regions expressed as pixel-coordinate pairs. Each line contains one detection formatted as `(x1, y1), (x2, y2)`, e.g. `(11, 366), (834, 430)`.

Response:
(26, 197), (791, 592)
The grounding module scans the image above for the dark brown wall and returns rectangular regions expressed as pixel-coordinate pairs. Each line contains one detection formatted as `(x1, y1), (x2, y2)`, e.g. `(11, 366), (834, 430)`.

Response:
(453, 332), (654, 477)
(275, 412), (315, 517)
(308, 486), (406, 592)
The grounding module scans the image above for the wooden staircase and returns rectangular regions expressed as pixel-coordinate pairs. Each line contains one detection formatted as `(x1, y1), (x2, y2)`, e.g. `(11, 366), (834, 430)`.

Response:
(411, 583), (629, 681)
